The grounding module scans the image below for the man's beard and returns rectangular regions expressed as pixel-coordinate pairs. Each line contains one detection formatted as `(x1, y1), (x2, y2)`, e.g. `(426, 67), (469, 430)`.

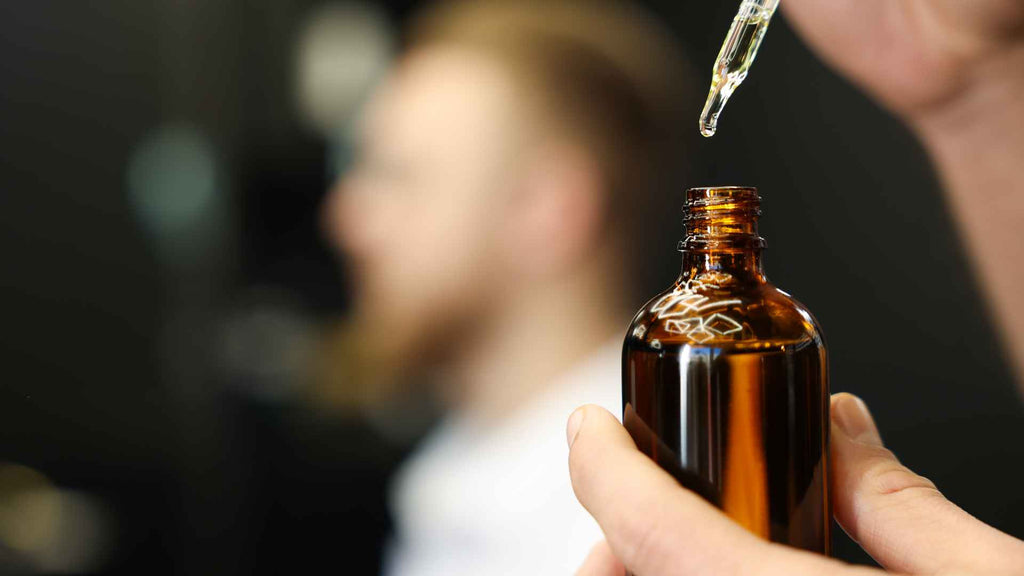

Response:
(339, 295), (481, 405)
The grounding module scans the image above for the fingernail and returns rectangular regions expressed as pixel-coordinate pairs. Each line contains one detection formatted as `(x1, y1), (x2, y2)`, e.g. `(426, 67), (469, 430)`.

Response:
(567, 407), (586, 449)
(833, 394), (883, 446)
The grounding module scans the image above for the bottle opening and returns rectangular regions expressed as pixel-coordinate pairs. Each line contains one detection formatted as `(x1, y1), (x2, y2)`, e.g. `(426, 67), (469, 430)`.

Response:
(682, 186), (764, 252)
(685, 186), (761, 215)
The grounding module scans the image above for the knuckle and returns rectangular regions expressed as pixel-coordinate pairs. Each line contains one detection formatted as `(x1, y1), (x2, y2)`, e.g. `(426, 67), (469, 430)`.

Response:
(867, 463), (939, 498)
(615, 502), (675, 573)
(857, 453), (946, 512)
(617, 497), (748, 576)
(621, 511), (660, 564)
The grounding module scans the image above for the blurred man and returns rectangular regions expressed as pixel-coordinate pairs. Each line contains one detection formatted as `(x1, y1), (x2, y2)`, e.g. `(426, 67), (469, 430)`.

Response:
(323, 0), (693, 573)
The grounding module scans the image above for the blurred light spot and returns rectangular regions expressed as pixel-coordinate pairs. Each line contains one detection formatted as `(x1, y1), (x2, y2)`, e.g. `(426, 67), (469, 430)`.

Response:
(295, 2), (394, 136)
(220, 288), (316, 401)
(0, 464), (56, 555)
(127, 124), (219, 236)
(0, 463), (114, 574)
(126, 123), (226, 267)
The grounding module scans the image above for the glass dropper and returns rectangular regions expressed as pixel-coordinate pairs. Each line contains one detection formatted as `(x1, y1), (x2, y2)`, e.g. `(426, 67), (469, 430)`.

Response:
(699, 0), (780, 137)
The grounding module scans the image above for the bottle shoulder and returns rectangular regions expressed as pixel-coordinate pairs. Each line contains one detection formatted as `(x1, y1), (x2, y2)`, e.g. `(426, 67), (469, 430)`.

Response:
(626, 278), (825, 350)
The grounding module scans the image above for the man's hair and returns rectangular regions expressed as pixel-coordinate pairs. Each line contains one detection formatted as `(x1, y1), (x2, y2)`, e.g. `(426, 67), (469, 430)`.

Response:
(407, 0), (696, 299)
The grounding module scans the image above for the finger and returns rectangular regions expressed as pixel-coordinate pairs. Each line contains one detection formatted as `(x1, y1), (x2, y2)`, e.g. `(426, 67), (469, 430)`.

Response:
(780, 0), (886, 64)
(567, 405), (863, 576)
(780, 0), (944, 113)
(831, 393), (1024, 574)
(575, 540), (624, 576)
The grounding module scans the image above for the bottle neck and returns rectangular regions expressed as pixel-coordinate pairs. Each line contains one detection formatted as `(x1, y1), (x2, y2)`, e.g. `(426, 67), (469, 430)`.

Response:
(679, 187), (766, 284)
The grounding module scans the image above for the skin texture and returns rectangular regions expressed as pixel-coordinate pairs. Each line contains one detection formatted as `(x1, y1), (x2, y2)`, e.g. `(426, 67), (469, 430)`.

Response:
(782, 0), (1024, 388)
(568, 395), (1024, 575)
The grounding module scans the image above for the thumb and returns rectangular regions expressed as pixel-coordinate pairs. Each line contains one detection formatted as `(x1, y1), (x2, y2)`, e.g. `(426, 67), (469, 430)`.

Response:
(831, 393), (1024, 574)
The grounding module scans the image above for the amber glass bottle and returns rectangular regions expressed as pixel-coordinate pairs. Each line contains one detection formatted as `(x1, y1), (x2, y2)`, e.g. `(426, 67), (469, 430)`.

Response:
(623, 186), (830, 554)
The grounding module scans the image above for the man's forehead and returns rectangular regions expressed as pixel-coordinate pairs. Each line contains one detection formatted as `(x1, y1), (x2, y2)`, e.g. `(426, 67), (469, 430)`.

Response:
(362, 47), (527, 146)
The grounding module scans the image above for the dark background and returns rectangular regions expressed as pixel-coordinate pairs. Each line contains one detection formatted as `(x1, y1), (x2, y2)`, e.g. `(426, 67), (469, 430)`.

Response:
(1, 1), (1021, 574)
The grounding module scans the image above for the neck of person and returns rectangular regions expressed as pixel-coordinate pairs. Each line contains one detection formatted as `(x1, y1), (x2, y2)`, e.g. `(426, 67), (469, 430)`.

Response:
(444, 260), (629, 422)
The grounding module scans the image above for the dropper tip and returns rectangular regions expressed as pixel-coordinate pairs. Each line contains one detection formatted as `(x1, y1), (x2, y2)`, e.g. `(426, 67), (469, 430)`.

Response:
(699, 80), (725, 138)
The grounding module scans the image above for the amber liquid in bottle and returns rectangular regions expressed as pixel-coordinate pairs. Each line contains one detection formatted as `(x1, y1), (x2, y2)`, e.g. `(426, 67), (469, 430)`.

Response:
(623, 187), (831, 554)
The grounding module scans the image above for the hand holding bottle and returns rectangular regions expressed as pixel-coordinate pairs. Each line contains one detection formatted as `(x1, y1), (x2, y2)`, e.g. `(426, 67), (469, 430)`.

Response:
(567, 394), (1024, 575)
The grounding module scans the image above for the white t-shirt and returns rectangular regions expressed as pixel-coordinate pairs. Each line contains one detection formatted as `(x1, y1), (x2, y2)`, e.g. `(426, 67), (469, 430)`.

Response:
(384, 339), (622, 576)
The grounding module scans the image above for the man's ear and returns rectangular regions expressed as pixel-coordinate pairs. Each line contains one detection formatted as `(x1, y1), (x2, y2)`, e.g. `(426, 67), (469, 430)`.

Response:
(499, 141), (607, 279)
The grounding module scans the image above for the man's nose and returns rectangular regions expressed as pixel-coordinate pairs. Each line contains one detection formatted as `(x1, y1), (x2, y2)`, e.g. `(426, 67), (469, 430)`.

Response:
(328, 178), (389, 260)
(321, 178), (358, 255)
